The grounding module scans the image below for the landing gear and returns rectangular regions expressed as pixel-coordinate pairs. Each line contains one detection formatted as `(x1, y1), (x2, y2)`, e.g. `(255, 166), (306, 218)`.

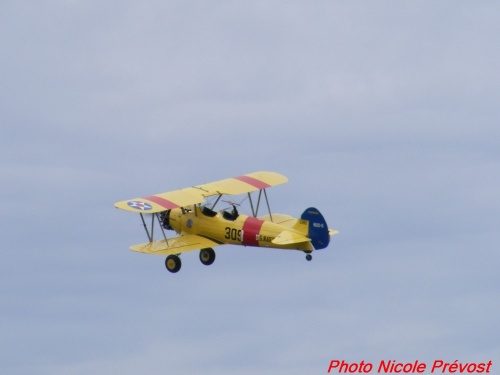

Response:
(165, 255), (182, 273)
(199, 248), (216, 266)
(305, 254), (312, 261)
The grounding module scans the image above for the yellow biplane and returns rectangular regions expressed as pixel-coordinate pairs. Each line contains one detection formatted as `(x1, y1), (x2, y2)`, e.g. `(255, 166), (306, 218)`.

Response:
(114, 171), (337, 273)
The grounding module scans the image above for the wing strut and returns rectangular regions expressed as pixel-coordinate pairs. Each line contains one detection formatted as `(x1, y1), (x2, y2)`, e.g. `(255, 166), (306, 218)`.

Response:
(248, 192), (256, 216)
(140, 212), (169, 244)
(255, 190), (262, 216)
(263, 189), (273, 222)
(140, 213), (153, 243)
(248, 189), (273, 222)
(211, 194), (223, 210)
(155, 213), (169, 245)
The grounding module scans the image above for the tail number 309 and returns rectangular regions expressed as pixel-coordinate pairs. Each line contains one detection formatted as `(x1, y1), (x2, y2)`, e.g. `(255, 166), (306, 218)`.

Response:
(225, 227), (242, 241)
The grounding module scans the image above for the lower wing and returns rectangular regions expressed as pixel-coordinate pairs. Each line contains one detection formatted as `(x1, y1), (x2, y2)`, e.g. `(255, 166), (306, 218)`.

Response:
(130, 234), (223, 255)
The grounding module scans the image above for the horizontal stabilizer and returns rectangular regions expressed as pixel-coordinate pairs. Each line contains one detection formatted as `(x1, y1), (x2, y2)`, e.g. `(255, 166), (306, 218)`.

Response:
(329, 229), (339, 236)
(258, 214), (309, 235)
(272, 230), (310, 245)
(130, 234), (222, 255)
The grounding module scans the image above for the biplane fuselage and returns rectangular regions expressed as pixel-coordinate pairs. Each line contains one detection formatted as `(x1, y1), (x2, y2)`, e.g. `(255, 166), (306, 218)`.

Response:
(167, 205), (313, 251)
(115, 171), (337, 273)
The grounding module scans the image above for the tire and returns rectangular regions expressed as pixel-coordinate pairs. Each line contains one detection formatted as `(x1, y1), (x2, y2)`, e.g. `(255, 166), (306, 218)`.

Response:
(199, 248), (216, 266)
(165, 255), (182, 273)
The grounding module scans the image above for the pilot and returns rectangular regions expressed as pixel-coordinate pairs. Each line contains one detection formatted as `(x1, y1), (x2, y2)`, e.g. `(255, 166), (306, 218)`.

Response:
(231, 205), (239, 220)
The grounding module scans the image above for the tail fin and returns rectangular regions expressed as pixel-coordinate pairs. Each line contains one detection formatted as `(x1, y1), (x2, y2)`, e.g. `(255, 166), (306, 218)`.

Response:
(301, 207), (330, 250)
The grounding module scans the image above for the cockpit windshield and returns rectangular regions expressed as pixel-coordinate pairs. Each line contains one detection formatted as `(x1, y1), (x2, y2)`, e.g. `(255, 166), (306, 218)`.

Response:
(222, 205), (239, 221)
(201, 206), (217, 217)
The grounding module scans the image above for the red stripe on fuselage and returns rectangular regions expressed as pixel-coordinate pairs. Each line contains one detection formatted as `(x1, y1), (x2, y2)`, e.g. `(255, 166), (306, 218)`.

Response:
(234, 175), (271, 190)
(144, 196), (179, 209)
(242, 216), (264, 247)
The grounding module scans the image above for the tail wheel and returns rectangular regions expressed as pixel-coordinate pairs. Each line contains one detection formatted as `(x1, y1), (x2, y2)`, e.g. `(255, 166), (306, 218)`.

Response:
(305, 254), (312, 261)
(165, 255), (182, 273)
(199, 248), (216, 266)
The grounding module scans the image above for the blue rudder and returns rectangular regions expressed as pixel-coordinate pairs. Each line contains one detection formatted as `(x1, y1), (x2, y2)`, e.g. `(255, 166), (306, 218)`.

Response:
(301, 207), (330, 250)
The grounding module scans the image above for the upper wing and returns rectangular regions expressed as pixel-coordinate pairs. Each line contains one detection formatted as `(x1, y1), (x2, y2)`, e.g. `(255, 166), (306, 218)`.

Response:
(114, 188), (206, 213)
(114, 171), (287, 213)
(194, 171), (288, 196)
(130, 234), (223, 255)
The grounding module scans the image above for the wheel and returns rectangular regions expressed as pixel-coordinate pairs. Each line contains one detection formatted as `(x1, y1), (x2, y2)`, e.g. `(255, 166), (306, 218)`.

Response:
(305, 254), (312, 261)
(165, 255), (182, 273)
(199, 248), (216, 266)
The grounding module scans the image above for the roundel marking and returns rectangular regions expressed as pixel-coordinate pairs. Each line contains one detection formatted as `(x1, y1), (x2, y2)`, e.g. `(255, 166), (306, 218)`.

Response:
(127, 201), (153, 211)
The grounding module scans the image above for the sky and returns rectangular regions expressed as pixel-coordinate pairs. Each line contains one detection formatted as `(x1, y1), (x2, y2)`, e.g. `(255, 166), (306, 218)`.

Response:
(1, 1), (499, 374)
